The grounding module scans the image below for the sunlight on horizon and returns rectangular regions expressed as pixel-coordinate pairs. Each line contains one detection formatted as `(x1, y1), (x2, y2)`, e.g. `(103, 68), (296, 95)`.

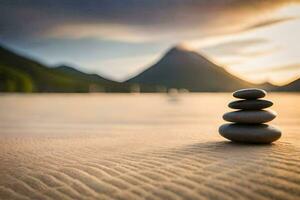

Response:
(189, 4), (300, 86)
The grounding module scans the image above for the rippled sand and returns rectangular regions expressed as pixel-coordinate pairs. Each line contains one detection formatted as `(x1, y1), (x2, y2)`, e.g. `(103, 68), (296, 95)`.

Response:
(0, 93), (299, 200)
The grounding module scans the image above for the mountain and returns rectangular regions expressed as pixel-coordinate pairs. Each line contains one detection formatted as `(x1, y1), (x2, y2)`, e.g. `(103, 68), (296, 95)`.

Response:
(0, 45), (130, 92)
(127, 46), (255, 92)
(1, 43), (298, 93)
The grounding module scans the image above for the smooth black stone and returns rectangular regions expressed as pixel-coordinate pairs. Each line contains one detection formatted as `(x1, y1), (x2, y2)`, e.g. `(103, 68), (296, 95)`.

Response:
(223, 110), (276, 124)
(229, 99), (273, 110)
(233, 88), (266, 99)
(219, 123), (281, 144)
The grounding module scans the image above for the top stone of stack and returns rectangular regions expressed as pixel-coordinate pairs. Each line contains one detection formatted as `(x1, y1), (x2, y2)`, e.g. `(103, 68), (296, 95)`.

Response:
(233, 88), (266, 99)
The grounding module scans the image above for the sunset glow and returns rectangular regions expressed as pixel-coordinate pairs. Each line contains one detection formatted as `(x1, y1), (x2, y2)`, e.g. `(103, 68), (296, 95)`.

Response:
(1, 0), (299, 84)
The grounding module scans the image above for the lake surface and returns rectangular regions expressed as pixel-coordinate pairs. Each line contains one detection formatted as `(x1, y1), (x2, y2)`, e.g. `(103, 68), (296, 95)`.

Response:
(0, 93), (300, 200)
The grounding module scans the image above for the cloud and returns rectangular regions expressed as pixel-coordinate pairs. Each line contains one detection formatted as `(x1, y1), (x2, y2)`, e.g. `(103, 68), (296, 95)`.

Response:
(1, 0), (298, 43)
(241, 17), (298, 32)
(45, 23), (152, 43)
(202, 38), (269, 56)
(246, 63), (300, 73)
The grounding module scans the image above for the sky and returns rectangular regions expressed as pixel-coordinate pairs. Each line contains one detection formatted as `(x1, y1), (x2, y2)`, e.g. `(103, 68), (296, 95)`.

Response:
(1, 0), (300, 85)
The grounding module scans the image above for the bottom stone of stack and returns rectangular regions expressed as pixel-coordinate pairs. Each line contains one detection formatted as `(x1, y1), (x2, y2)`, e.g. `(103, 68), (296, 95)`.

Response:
(219, 123), (281, 144)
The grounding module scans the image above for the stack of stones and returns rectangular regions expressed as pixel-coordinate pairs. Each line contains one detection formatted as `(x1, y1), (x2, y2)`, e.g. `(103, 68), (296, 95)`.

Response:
(219, 88), (281, 144)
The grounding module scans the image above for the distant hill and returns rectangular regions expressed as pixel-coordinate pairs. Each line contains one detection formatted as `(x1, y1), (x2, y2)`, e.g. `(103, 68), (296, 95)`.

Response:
(127, 46), (255, 92)
(258, 82), (278, 91)
(0, 44), (298, 93)
(0, 45), (130, 92)
(277, 78), (300, 91)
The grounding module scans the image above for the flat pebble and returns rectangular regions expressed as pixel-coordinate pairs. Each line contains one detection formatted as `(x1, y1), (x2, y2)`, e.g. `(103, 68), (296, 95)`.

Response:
(219, 123), (281, 143)
(233, 88), (266, 99)
(223, 110), (276, 123)
(229, 99), (273, 110)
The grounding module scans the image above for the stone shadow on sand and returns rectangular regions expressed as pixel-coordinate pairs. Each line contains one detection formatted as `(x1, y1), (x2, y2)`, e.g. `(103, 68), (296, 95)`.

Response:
(158, 140), (297, 170)
(173, 140), (280, 157)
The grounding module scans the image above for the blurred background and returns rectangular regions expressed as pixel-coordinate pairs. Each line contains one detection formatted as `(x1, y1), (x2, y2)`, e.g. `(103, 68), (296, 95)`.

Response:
(0, 0), (300, 93)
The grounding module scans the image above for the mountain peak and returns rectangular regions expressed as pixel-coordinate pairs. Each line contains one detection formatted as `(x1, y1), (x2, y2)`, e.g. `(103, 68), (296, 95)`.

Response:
(166, 44), (195, 55)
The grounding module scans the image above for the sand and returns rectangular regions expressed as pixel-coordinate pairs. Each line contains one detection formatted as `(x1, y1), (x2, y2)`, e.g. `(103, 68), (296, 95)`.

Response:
(0, 93), (299, 200)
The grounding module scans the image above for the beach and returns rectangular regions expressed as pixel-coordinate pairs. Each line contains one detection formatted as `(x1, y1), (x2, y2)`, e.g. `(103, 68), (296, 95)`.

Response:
(0, 93), (299, 200)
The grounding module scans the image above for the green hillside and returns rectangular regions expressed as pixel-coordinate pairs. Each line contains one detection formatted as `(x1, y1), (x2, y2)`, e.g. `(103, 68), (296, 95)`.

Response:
(0, 45), (130, 92)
